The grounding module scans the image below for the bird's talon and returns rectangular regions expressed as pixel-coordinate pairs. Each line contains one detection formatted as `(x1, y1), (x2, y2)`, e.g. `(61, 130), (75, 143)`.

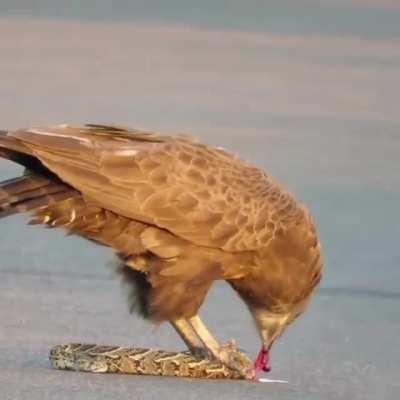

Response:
(216, 345), (253, 377)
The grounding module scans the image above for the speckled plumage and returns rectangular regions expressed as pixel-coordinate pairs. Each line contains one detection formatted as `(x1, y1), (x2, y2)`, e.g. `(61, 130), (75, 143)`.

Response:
(0, 124), (322, 375)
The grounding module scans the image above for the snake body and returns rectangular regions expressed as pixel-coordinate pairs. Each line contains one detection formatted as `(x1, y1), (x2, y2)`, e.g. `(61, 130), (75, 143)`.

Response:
(49, 344), (248, 380)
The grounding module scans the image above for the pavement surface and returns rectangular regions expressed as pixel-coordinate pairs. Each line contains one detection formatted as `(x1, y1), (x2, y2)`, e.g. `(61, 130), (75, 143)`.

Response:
(0, 3), (399, 400)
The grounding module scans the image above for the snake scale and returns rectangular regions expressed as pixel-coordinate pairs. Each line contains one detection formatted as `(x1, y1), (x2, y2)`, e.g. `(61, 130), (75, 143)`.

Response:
(49, 343), (250, 380)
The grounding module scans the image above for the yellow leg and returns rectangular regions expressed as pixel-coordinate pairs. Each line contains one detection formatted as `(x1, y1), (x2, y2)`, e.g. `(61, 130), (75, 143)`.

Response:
(170, 318), (206, 356)
(187, 315), (221, 358)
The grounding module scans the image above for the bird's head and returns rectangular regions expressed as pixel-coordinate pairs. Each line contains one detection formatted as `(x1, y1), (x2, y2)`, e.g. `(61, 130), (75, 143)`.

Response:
(249, 299), (309, 377)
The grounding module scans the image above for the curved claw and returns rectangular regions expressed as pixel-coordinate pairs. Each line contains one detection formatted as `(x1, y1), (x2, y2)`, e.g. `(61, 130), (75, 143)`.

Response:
(217, 342), (253, 377)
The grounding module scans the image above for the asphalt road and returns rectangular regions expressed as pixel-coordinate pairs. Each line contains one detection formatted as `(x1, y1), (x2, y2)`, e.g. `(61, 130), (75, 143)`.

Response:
(1, 7), (399, 400)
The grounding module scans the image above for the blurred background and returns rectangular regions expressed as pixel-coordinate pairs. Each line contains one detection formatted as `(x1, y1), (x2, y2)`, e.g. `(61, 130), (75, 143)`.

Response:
(0, 1), (399, 399)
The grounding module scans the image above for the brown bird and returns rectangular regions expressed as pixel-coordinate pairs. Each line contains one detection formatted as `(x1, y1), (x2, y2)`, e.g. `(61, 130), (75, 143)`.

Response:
(0, 124), (322, 379)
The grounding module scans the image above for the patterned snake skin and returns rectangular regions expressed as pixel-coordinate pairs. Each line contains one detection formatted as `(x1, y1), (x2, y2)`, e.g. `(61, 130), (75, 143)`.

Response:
(49, 344), (249, 380)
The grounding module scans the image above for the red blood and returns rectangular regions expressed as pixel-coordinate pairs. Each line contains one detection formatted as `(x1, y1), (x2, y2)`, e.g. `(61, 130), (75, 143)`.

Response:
(253, 345), (271, 374)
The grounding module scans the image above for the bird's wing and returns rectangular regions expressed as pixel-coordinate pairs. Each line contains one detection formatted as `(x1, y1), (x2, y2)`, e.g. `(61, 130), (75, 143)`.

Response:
(9, 124), (305, 251)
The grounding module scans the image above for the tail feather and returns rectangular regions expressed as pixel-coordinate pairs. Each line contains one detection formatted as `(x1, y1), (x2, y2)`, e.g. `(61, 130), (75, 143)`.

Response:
(0, 188), (79, 219)
(0, 129), (80, 219)
(0, 174), (53, 204)
(0, 181), (71, 208)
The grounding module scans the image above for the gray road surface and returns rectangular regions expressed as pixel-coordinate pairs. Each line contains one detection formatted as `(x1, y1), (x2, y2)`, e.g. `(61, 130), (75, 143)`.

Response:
(1, 3), (399, 399)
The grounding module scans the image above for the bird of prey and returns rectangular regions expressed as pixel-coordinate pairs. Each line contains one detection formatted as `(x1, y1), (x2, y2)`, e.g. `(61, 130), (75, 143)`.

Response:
(0, 124), (323, 379)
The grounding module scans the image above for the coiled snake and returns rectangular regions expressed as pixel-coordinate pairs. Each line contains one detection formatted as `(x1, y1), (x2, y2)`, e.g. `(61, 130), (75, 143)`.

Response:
(49, 343), (251, 380)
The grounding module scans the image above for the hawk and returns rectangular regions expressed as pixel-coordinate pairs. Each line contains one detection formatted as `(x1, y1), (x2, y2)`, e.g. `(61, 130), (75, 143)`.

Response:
(0, 124), (322, 379)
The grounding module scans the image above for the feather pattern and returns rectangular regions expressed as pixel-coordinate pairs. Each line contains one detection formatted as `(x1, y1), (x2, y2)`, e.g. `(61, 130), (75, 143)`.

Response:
(0, 124), (322, 324)
(9, 124), (306, 252)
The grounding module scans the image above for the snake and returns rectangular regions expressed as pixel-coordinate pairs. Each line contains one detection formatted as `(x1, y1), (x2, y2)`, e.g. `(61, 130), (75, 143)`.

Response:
(49, 343), (251, 380)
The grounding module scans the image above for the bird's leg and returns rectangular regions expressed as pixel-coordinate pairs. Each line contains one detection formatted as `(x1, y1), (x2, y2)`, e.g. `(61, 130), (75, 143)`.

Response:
(187, 315), (220, 356)
(188, 315), (252, 377)
(170, 319), (208, 357)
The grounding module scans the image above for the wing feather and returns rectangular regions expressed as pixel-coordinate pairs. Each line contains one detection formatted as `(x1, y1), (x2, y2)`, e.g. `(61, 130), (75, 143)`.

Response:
(8, 124), (306, 251)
